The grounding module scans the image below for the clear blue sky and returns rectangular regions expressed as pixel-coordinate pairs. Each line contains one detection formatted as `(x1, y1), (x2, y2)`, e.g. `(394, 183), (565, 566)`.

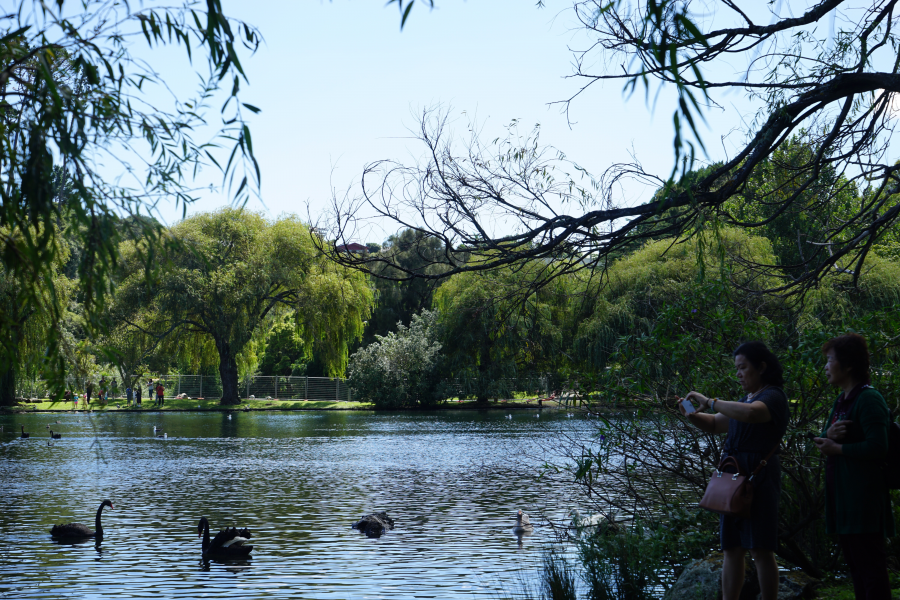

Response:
(152, 1), (760, 242)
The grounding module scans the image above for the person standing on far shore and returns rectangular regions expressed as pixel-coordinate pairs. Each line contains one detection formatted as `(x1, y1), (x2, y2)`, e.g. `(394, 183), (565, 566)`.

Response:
(678, 341), (789, 600)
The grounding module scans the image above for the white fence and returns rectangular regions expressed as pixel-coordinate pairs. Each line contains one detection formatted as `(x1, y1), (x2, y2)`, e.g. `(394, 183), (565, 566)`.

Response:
(17, 375), (353, 402)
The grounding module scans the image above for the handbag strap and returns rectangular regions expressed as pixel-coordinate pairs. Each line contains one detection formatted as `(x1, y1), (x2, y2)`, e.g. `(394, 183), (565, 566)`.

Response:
(717, 444), (779, 480)
(748, 444), (779, 481)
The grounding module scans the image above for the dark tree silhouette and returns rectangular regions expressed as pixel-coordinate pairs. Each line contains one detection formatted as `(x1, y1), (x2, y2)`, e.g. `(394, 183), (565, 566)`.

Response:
(324, 1), (900, 296)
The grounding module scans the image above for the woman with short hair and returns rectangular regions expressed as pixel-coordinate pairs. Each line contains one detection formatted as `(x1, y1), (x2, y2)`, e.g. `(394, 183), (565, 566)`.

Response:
(814, 333), (894, 600)
(679, 341), (789, 600)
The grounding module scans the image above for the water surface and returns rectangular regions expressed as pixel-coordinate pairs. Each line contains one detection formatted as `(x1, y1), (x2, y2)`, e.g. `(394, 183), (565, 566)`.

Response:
(0, 410), (590, 599)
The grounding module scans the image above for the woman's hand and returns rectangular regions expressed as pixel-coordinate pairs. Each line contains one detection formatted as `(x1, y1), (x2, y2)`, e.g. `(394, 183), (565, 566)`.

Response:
(684, 391), (711, 412)
(827, 420), (852, 441)
(814, 436), (843, 456)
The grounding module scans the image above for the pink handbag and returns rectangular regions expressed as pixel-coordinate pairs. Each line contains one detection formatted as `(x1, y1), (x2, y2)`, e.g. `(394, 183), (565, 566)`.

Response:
(699, 446), (777, 519)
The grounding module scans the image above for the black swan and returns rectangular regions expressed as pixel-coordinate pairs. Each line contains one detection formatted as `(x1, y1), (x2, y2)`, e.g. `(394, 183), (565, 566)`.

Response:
(198, 517), (253, 559)
(20, 426), (29, 439)
(50, 500), (114, 540)
(50, 430), (61, 439)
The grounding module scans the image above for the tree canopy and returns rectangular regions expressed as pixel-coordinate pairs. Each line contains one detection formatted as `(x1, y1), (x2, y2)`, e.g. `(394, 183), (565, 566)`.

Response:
(108, 208), (373, 404)
(0, 0), (261, 393)
(325, 2), (900, 297)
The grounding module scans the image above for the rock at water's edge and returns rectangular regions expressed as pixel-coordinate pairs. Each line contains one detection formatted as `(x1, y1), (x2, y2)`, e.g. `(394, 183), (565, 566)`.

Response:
(664, 552), (819, 600)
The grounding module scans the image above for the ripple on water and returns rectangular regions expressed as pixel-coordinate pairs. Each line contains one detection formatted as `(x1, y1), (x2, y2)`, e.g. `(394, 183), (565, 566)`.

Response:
(0, 410), (593, 599)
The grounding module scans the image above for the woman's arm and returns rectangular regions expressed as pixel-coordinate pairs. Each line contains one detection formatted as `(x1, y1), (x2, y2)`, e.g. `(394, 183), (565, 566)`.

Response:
(711, 399), (772, 424)
(842, 393), (890, 460)
(688, 411), (730, 434)
(681, 392), (730, 433)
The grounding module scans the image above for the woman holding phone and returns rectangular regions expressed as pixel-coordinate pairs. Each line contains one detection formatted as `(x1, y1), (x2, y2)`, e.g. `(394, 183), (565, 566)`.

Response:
(678, 341), (789, 600)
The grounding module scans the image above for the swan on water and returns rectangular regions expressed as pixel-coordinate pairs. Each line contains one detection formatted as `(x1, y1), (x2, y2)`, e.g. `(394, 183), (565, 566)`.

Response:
(50, 500), (114, 540)
(198, 517), (253, 559)
(513, 510), (534, 534)
(569, 509), (617, 531)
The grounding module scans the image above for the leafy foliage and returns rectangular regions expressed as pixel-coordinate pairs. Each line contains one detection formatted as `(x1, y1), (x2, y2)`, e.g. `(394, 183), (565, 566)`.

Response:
(327, 2), (900, 297)
(347, 309), (446, 408)
(361, 229), (451, 346)
(0, 0), (260, 393)
(433, 257), (571, 401)
(107, 208), (373, 404)
(555, 261), (900, 576)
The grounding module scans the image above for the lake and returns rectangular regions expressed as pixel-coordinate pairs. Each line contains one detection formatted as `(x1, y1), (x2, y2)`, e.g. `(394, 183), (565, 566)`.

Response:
(0, 409), (593, 599)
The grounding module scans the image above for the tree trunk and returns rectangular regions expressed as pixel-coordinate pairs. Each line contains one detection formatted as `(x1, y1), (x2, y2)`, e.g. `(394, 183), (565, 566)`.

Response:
(476, 336), (492, 404)
(216, 340), (242, 405)
(0, 364), (15, 407)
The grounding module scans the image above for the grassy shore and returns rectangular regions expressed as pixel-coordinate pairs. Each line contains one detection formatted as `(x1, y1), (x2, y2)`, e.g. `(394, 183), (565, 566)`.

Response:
(815, 582), (900, 600)
(5, 397), (570, 412)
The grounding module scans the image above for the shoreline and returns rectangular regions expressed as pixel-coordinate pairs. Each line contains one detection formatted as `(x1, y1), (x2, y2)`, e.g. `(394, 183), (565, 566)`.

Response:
(0, 399), (581, 414)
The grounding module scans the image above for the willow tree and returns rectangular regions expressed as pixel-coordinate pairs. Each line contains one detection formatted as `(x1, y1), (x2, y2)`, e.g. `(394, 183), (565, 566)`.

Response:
(0, 226), (71, 405)
(113, 208), (373, 404)
(433, 258), (572, 401)
(0, 1), (262, 397)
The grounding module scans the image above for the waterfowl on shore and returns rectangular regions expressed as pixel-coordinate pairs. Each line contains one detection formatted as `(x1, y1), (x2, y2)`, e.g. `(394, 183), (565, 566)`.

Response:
(50, 500), (114, 540)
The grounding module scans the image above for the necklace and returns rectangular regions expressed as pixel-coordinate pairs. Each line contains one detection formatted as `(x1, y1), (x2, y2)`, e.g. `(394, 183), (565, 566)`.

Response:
(747, 385), (769, 400)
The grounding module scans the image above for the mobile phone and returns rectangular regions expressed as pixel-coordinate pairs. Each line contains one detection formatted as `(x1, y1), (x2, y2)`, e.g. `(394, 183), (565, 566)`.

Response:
(680, 399), (696, 414)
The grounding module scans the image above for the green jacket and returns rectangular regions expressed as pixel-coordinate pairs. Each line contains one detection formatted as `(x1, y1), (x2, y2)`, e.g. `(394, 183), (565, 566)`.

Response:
(821, 387), (895, 536)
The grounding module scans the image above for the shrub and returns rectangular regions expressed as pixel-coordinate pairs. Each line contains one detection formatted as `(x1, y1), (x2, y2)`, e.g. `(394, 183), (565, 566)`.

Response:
(347, 310), (448, 408)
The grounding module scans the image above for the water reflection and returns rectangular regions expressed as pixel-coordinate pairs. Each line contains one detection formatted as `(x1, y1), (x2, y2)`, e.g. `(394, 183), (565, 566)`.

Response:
(0, 410), (590, 599)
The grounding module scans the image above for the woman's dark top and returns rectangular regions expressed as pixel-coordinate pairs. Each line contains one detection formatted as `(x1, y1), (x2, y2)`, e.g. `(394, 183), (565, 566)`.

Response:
(821, 386), (895, 536)
(722, 386), (789, 457)
(720, 386), (789, 551)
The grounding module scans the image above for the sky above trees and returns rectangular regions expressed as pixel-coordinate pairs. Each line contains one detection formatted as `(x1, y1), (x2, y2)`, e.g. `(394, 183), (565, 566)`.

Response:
(152, 0), (763, 238)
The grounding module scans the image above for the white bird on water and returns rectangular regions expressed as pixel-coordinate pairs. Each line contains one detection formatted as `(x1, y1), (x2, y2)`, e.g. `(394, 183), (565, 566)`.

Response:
(535, 412), (540, 418)
(513, 510), (534, 534)
(569, 509), (616, 531)
(228, 414), (232, 420)
(506, 414), (512, 420)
